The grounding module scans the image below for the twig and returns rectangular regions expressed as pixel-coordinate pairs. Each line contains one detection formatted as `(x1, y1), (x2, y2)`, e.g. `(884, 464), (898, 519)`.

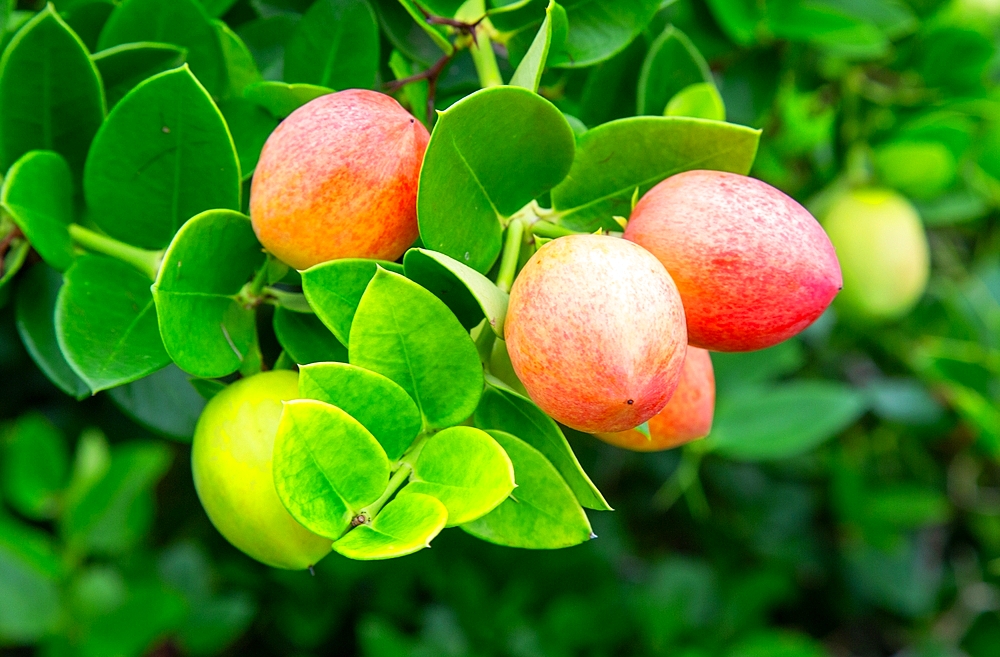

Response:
(383, 52), (451, 93)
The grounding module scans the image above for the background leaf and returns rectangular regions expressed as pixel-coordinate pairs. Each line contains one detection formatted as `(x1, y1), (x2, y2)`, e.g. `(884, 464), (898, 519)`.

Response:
(106, 364), (207, 442)
(0, 517), (62, 643)
(272, 307), (348, 366)
(284, 0), (379, 90)
(1, 413), (69, 520)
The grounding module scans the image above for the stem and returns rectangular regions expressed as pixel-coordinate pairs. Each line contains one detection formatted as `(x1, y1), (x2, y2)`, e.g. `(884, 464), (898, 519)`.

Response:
(69, 224), (162, 281)
(248, 260), (269, 298)
(264, 287), (313, 313)
(474, 321), (496, 368)
(470, 28), (503, 88)
(531, 220), (584, 240)
(495, 219), (524, 293)
(358, 463), (413, 521)
(652, 446), (706, 512)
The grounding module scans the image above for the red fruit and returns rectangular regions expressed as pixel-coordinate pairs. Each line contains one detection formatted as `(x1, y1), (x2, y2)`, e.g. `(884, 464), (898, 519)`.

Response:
(250, 89), (429, 270)
(624, 170), (842, 352)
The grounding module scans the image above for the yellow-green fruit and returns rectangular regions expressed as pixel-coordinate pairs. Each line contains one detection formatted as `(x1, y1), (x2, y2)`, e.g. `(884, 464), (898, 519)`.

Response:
(823, 188), (930, 321)
(191, 370), (331, 569)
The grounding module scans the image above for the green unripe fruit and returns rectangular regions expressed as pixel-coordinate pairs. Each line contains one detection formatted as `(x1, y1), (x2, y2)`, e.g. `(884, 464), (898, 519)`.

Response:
(823, 188), (930, 322)
(191, 370), (331, 569)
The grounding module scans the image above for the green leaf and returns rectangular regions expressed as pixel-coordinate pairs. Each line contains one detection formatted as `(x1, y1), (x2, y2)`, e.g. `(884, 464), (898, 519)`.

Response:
(98, 0), (226, 96)
(62, 0), (116, 53)
(56, 255), (170, 393)
(402, 248), (509, 335)
(152, 209), (265, 379)
(299, 362), (421, 461)
(665, 82), (726, 122)
(106, 364), (207, 442)
(273, 307), (348, 366)
(0, 5), (105, 177)
(300, 258), (404, 345)
(1, 150), (75, 271)
(198, 0), (240, 17)
(462, 430), (592, 549)
(236, 14), (299, 81)
(474, 384), (610, 511)
(243, 80), (334, 118)
(509, 0), (557, 92)
(417, 86), (575, 273)
(1, 413), (69, 520)
(91, 42), (188, 108)
(218, 97), (278, 179)
(550, 117), (761, 231)
(332, 491), (447, 560)
(706, 382), (868, 461)
(371, 0), (450, 66)
(84, 66), (241, 249)
(408, 426), (514, 526)
(284, 0), (379, 90)
(15, 264), (90, 399)
(637, 25), (713, 116)
(216, 20), (261, 99)
(0, 225), (28, 293)
(0, 517), (62, 642)
(349, 269), (484, 429)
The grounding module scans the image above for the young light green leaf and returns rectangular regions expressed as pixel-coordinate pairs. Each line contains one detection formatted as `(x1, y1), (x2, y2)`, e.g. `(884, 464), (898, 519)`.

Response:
(666, 82), (726, 121)
(0, 5), (105, 176)
(284, 0), (379, 90)
(403, 248), (509, 335)
(273, 307), (348, 367)
(218, 97), (278, 180)
(301, 258), (404, 345)
(0, 517), (62, 642)
(475, 384), (610, 511)
(106, 365), (207, 442)
(56, 255), (170, 392)
(152, 210), (265, 379)
(332, 491), (448, 560)
(243, 80), (335, 119)
(509, 0), (557, 93)
(462, 431), (592, 549)
(637, 25), (713, 116)
(299, 362), (421, 461)
(1, 151), (75, 271)
(92, 42), (188, 108)
(417, 86), (575, 273)
(1, 413), (69, 520)
(550, 117), (761, 231)
(408, 426), (515, 526)
(349, 269), (484, 429)
(273, 399), (391, 539)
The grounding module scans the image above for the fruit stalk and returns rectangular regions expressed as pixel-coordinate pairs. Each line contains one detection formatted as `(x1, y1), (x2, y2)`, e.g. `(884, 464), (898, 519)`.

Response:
(495, 218), (524, 293)
(68, 223), (162, 281)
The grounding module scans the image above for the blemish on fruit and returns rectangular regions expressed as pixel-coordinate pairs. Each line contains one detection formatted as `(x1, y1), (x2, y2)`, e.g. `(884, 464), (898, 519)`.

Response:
(627, 399), (634, 405)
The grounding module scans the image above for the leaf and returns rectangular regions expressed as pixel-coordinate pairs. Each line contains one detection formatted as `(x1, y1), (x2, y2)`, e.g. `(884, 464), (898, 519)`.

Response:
(91, 41), (188, 108)
(462, 431), (592, 549)
(56, 255), (171, 393)
(301, 258), (404, 345)
(14, 264), (90, 399)
(550, 117), (761, 231)
(284, 0), (379, 90)
(1, 412), (69, 520)
(1, 150), (75, 271)
(332, 491), (447, 560)
(408, 426), (514, 526)
(218, 97), (278, 179)
(509, 0), (557, 93)
(98, 0), (226, 96)
(402, 248), (509, 335)
(273, 399), (391, 539)
(474, 384), (610, 511)
(243, 80), (334, 118)
(236, 14), (299, 81)
(706, 382), (868, 461)
(371, 0), (450, 66)
(0, 225), (28, 293)
(273, 307), (348, 366)
(106, 364), (207, 441)
(417, 86), (575, 273)
(197, 0), (240, 17)
(637, 25), (713, 116)
(299, 362), (421, 461)
(62, 0), (116, 53)
(152, 210), (264, 379)
(0, 517), (62, 642)
(216, 20), (261, 99)
(349, 269), (484, 429)
(0, 5), (105, 177)
(874, 140), (956, 200)
(84, 66), (241, 249)
(665, 82), (726, 121)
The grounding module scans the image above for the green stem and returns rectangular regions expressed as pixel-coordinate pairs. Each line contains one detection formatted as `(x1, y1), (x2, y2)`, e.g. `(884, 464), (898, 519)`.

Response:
(652, 445), (706, 512)
(68, 224), (162, 281)
(495, 218), (523, 293)
(358, 462), (413, 521)
(264, 287), (313, 313)
(531, 220), (584, 240)
(470, 27), (503, 88)
(474, 321), (496, 369)
(248, 259), (270, 297)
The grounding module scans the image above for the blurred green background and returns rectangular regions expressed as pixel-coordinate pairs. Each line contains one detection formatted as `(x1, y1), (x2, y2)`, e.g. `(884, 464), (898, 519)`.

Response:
(5, 0), (1000, 655)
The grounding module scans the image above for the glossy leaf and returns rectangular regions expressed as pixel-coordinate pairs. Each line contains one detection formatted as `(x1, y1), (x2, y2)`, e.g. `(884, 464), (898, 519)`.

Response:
(0, 518), (62, 642)
(402, 248), (509, 335)
(332, 491), (447, 560)
(91, 42), (187, 108)
(62, 0), (116, 53)
(243, 80), (334, 118)
(236, 14), (298, 81)
(301, 258), (404, 345)
(152, 210), (265, 379)
(1, 413), (69, 520)
(417, 86), (575, 273)
(1, 151), (75, 271)
(462, 431), (592, 549)
(509, 0), (557, 92)
(0, 5), (105, 176)
(273, 399), (391, 539)
(371, 0), (450, 66)
(299, 362), (421, 461)
(475, 383), (610, 511)
(550, 117), (761, 231)
(284, 0), (379, 90)
(106, 365), (207, 442)
(56, 255), (170, 393)
(666, 82), (726, 121)
(637, 25), (713, 116)
(408, 426), (515, 526)
(273, 307), (348, 366)
(349, 269), (484, 429)
(218, 97), (278, 179)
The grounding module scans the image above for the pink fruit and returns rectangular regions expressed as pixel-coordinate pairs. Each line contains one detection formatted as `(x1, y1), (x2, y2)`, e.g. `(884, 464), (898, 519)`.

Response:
(624, 170), (842, 352)
(505, 234), (687, 433)
(250, 89), (429, 270)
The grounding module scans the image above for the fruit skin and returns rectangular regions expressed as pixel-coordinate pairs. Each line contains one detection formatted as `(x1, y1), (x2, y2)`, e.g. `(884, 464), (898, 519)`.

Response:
(191, 370), (331, 570)
(822, 188), (930, 321)
(250, 89), (429, 270)
(505, 234), (687, 434)
(596, 347), (715, 451)
(624, 170), (842, 352)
